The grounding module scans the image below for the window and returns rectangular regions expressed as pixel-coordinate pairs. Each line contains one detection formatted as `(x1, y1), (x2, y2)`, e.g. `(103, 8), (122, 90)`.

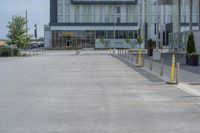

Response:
(57, 4), (63, 15)
(117, 16), (120, 23)
(117, 6), (120, 14)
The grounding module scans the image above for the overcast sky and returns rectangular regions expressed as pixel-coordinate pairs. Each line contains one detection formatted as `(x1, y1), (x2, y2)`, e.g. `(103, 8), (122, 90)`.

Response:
(0, 0), (49, 39)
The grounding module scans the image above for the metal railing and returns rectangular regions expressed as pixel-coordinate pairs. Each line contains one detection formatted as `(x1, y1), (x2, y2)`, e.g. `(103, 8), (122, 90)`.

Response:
(116, 49), (180, 84)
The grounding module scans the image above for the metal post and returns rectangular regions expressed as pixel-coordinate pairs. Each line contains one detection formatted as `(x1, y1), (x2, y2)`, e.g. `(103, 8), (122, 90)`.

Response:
(131, 52), (134, 62)
(125, 49), (127, 58)
(150, 58), (153, 71)
(160, 58), (164, 76)
(142, 55), (144, 67)
(128, 51), (130, 60)
(34, 24), (38, 55)
(113, 5), (116, 48)
(190, 0), (193, 32)
(176, 63), (180, 84)
(199, 0), (200, 30)
(156, 0), (159, 50)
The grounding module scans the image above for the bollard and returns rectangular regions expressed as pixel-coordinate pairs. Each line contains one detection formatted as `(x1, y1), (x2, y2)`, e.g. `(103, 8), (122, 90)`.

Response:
(176, 63), (180, 84)
(125, 50), (127, 59)
(131, 52), (134, 62)
(109, 48), (112, 55)
(167, 54), (176, 84)
(160, 58), (164, 76)
(150, 59), (153, 71)
(142, 55), (144, 67)
(137, 49), (142, 67)
(128, 51), (130, 60)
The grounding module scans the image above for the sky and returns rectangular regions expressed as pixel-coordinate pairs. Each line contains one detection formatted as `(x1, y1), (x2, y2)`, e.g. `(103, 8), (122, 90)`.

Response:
(0, 0), (49, 39)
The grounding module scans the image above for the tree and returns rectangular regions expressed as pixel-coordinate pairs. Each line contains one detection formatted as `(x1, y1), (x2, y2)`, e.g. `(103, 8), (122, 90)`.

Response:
(7, 16), (31, 48)
(186, 33), (196, 54)
(137, 36), (143, 49)
(125, 35), (132, 49)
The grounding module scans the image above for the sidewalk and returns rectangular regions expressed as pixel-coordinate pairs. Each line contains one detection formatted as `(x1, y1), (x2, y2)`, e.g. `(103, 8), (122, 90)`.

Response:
(116, 50), (200, 96)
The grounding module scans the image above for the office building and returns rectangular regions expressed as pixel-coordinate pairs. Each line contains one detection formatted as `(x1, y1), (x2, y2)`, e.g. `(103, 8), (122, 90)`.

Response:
(44, 0), (199, 49)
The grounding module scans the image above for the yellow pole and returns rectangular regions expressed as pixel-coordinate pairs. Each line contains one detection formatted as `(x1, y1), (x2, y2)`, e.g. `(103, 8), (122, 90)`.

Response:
(169, 54), (175, 83)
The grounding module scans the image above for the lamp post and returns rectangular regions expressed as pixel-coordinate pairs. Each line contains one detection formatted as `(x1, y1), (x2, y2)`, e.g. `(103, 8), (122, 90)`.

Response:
(199, 0), (200, 30)
(113, 5), (116, 49)
(153, 0), (161, 60)
(34, 24), (38, 55)
(189, 0), (193, 32)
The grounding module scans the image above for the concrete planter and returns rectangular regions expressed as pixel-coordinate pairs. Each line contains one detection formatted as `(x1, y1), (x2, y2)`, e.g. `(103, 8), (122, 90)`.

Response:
(148, 49), (153, 56)
(186, 54), (199, 66)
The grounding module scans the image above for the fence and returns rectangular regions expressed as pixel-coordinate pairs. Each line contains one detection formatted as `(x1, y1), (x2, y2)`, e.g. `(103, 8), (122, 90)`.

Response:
(116, 49), (180, 84)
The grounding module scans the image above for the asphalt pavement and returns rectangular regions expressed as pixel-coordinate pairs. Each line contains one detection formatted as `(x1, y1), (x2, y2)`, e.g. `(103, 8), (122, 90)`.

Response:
(0, 50), (200, 133)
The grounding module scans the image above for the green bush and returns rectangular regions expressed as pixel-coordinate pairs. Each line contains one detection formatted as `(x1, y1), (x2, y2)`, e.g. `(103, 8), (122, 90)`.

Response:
(187, 33), (196, 54)
(0, 45), (13, 57)
(147, 39), (155, 49)
(13, 48), (20, 56)
(0, 45), (20, 57)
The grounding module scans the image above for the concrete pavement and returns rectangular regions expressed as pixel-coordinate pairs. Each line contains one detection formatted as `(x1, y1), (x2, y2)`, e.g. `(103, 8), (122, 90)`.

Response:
(0, 50), (200, 133)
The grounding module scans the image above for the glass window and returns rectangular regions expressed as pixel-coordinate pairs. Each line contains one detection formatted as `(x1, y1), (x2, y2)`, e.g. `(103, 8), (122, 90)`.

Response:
(117, 16), (120, 23)
(57, 4), (63, 15)
(117, 6), (120, 14)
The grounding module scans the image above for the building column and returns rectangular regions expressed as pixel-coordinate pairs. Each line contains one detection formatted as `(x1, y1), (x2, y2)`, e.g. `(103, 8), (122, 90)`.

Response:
(190, 0), (193, 32)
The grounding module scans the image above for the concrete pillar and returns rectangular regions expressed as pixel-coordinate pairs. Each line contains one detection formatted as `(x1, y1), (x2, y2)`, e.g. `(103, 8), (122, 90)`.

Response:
(190, 0), (193, 32)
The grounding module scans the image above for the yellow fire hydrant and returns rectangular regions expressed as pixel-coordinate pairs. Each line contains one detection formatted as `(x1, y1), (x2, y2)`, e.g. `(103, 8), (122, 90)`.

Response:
(137, 49), (142, 66)
(168, 54), (176, 84)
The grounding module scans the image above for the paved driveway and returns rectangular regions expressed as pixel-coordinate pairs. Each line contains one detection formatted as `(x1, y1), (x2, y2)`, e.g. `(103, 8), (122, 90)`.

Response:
(0, 51), (200, 133)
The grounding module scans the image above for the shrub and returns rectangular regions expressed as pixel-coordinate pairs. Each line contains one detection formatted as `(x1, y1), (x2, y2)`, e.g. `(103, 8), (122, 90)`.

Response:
(137, 36), (143, 49)
(13, 48), (20, 56)
(147, 39), (155, 49)
(187, 33), (196, 54)
(0, 45), (20, 57)
(0, 45), (13, 57)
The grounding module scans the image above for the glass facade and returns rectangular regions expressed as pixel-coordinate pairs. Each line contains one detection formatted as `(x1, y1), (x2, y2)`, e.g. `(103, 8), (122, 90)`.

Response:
(51, 30), (137, 49)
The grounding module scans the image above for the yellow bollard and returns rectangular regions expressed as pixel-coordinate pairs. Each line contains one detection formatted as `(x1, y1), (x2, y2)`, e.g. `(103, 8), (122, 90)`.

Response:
(168, 54), (176, 84)
(137, 49), (142, 66)
(109, 48), (112, 55)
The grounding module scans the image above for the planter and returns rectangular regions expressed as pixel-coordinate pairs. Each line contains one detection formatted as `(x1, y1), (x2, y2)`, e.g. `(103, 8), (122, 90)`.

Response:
(148, 49), (153, 56)
(186, 54), (199, 66)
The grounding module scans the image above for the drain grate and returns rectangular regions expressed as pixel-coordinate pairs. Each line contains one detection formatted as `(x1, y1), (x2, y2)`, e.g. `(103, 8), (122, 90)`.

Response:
(189, 83), (200, 86)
